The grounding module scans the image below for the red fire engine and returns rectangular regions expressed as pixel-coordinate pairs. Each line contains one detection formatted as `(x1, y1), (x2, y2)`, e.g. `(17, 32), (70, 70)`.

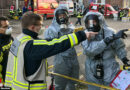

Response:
(24, 0), (58, 20)
(89, 2), (118, 18)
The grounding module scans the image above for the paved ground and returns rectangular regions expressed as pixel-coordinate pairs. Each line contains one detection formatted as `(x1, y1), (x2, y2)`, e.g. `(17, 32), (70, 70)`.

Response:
(9, 17), (130, 90)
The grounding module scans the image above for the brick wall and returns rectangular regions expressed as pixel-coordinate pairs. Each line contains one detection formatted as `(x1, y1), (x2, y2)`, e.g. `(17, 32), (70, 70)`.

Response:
(106, 0), (123, 8)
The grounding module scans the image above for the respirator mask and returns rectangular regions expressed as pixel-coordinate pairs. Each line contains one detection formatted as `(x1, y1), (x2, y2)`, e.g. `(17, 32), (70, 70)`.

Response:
(85, 15), (101, 32)
(59, 17), (68, 29)
(5, 27), (12, 35)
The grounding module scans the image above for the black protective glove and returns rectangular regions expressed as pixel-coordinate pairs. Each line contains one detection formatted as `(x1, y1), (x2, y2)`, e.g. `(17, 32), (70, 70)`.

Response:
(122, 57), (130, 65)
(104, 29), (128, 45)
(113, 29), (128, 39)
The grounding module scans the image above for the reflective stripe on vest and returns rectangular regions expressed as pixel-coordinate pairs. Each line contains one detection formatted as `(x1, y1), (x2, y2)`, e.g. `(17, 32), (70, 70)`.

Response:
(2, 40), (13, 51)
(5, 34), (47, 90)
(0, 40), (12, 62)
(33, 33), (78, 48)
(77, 13), (82, 18)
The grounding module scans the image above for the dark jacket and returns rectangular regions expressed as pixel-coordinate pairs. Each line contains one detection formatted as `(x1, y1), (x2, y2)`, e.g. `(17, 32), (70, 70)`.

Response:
(0, 34), (13, 82)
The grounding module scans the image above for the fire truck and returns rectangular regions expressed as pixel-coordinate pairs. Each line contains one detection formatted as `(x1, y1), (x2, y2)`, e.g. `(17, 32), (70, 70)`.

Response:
(25, 0), (58, 20)
(89, 2), (118, 18)
(59, 1), (74, 16)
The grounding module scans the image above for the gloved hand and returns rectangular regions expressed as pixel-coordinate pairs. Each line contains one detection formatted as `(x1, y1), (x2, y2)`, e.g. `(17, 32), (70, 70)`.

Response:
(122, 57), (130, 66)
(113, 29), (128, 39)
(104, 29), (128, 45)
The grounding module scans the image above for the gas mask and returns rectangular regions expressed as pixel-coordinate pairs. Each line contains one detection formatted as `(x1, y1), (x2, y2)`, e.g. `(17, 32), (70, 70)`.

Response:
(85, 15), (101, 32)
(59, 17), (68, 24)
(38, 26), (45, 35)
(5, 27), (12, 35)
(59, 17), (68, 29)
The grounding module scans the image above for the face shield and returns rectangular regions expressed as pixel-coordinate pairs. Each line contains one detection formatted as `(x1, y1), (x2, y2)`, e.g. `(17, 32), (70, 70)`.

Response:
(55, 9), (69, 25)
(85, 15), (101, 32)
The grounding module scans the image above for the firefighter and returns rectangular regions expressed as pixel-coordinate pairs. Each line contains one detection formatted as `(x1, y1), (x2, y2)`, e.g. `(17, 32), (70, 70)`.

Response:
(119, 9), (125, 20)
(44, 6), (79, 90)
(81, 12), (129, 90)
(75, 9), (82, 26)
(9, 10), (15, 19)
(9, 5), (15, 18)
(0, 16), (13, 85)
(5, 11), (98, 90)
(17, 8), (22, 18)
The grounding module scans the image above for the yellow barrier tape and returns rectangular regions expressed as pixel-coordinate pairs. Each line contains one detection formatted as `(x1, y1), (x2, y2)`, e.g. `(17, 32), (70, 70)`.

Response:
(120, 65), (130, 70)
(48, 72), (119, 90)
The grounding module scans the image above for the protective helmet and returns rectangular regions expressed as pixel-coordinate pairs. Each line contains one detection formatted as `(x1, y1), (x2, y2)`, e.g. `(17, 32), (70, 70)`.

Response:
(85, 14), (101, 32)
(55, 9), (69, 25)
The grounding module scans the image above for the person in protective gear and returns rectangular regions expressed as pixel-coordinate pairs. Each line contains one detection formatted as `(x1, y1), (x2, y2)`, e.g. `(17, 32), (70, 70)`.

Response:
(0, 16), (13, 85)
(81, 12), (129, 90)
(5, 11), (98, 90)
(44, 6), (79, 90)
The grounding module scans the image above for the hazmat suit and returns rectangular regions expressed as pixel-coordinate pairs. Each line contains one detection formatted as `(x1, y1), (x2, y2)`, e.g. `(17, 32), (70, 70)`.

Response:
(44, 6), (79, 90)
(81, 12), (129, 90)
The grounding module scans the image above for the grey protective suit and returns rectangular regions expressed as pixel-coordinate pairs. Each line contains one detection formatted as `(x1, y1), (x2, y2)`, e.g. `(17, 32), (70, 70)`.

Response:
(81, 12), (127, 90)
(44, 6), (79, 90)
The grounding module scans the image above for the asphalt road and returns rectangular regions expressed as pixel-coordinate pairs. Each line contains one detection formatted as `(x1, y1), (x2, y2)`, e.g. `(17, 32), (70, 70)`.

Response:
(9, 17), (130, 90)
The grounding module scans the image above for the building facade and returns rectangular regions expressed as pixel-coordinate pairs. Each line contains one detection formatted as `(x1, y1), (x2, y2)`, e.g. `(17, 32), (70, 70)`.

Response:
(0, 0), (130, 9)
(0, 0), (130, 16)
(0, 0), (24, 9)
(84, 0), (130, 8)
